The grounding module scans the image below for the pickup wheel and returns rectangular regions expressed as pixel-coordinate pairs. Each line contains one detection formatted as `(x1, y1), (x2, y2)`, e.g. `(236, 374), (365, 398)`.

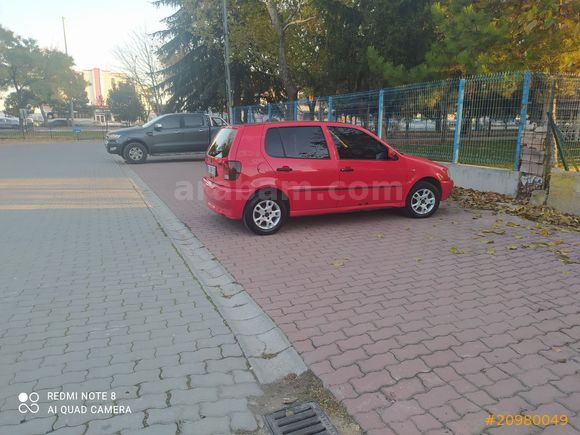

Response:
(243, 193), (287, 235)
(123, 142), (147, 164)
(405, 181), (440, 218)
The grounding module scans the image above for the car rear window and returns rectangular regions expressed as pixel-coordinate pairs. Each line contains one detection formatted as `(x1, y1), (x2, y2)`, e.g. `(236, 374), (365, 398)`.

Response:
(265, 126), (329, 159)
(207, 128), (237, 158)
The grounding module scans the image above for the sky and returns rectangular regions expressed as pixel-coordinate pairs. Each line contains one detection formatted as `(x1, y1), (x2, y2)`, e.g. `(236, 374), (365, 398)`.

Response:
(0, 0), (176, 71)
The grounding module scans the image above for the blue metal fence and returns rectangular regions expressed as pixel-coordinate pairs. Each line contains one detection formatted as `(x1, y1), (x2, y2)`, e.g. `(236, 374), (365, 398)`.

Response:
(233, 72), (580, 170)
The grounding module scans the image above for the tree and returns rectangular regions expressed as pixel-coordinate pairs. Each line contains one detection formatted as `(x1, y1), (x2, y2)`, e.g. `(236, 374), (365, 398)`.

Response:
(114, 29), (164, 116)
(154, 0), (282, 113)
(107, 82), (144, 123)
(154, 0), (578, 110)
(0, 25), (88, 121)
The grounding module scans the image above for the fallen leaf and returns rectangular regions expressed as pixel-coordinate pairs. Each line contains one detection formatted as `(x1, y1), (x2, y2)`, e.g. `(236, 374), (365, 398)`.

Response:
(486, 248), (496, 255)
(506, 222), (520, 227)
(552, 347), (561, 353)
(449, 187), (580, 230)
(507, 245), (518, 250)
(332, 260), (345, 267)
(412, 256), (422, 262)
(373, 232), (384, 239)
(450, 246), (465, 254)
(481, 239), (495, 244)
(539, 228), (552, 237)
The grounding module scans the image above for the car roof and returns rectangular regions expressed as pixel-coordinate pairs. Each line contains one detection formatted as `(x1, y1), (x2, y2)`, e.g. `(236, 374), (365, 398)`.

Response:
(233, 121), (365, 129)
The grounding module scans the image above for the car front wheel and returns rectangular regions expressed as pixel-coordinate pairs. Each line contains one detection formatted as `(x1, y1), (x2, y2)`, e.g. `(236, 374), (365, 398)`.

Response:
(405, 181), (440, 218)
(243, 193), (287, 235)
(123, 143), (147, 164)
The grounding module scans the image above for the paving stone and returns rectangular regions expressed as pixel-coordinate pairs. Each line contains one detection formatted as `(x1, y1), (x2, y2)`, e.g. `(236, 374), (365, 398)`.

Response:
(85, 413), (145, 435)
(380, 399), (423, 423)
(180, 416), (230, 434)
(121, 424), (178, 435)
(230, 411), (258, 432)
(146, 405), (200, 425)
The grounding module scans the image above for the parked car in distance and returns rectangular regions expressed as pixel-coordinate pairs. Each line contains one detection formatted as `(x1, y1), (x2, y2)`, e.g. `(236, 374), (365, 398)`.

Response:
(0, 115), (20, 129)
(47, 119), (70, 128)
(105, 113), (228, 163)
(203, 121), (454, 235)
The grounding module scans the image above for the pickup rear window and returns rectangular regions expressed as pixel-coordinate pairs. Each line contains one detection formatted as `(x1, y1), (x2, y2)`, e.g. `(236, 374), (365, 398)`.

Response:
(207, 128), (237, 158)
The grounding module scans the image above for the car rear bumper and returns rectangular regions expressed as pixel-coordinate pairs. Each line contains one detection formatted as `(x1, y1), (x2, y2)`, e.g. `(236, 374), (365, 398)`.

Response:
(203, 177), (249, 220)
(440, 179), (453, 200)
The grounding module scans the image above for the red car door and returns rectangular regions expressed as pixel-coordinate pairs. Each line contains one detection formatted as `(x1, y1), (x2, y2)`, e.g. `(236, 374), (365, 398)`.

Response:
(327, 125), (409, 208)
(262, 125), (339, 212)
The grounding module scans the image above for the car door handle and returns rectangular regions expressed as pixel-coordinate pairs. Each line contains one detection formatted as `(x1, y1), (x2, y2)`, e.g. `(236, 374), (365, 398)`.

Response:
(276, 166), (293, 172)
(340, 167), (354, 172)
(198, 128), (206, 132)
(146, 131), (153, 136)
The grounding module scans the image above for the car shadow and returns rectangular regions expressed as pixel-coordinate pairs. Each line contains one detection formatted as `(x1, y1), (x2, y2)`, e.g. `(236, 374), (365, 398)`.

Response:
(144, 154), (206, 164)
(201, 203), (458, 237)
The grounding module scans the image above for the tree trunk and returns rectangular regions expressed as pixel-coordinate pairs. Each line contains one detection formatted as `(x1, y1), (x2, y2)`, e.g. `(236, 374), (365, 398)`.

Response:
(264, 1), (299, 101)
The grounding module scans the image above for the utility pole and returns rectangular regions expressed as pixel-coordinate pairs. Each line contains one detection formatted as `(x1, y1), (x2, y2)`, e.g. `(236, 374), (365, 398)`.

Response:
(62, 17), (74, 126)
(222, 0), (234, 123)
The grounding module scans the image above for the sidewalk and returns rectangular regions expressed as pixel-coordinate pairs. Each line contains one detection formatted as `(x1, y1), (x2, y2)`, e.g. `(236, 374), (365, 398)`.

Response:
(0, 142), (265, 434)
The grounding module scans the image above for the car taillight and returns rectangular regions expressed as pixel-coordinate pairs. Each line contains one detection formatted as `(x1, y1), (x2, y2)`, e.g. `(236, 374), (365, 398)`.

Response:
(224, 161), (242, 180)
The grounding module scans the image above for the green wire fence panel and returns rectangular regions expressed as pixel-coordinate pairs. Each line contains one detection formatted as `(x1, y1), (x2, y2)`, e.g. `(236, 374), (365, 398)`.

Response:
(232, 72), (579, 170)
(553, 75), (580, 170)
(458, 72), (524, 168)
(382, 80), (457, 163)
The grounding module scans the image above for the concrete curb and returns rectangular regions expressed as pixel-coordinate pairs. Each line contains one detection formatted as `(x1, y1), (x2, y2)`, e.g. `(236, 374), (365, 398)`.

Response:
(121, 162), (307, 384)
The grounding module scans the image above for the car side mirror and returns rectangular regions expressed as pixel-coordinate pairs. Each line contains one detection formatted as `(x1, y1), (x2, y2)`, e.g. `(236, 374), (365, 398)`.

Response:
(154, 123), (163, 131)
(390, 152), (399, 161)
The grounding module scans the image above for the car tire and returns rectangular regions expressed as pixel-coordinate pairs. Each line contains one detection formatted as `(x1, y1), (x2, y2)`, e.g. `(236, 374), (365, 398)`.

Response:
(405, 181), (441, 218)
(243, 191), (288, 235)
(123, 142), (147, 164)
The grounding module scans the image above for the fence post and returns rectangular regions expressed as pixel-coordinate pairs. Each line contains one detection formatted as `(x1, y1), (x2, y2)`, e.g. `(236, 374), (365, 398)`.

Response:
(377, 89), (385, 138)
(247, 106), (253, 123)
(452, 79), (465, 163)
(293, 101), (298, 121)
(327, 97), (333, 122)
(268, 103), (272, 122)
(514, 71), (532, 171)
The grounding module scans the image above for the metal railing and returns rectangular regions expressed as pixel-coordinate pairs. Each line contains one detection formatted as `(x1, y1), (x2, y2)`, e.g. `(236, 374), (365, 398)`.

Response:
(0, 124), (110, 141)
(234, 72), (580, 171)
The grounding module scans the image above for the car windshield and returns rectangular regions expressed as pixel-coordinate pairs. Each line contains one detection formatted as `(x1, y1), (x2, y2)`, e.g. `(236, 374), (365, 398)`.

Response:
(142, 115), (165, 128)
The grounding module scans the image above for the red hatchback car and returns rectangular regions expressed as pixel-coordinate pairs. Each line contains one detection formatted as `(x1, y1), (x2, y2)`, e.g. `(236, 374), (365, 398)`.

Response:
(204, 122), (453, 235)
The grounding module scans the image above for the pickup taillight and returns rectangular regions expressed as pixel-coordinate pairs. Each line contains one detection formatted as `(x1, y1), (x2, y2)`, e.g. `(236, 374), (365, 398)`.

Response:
(223, 161), (242, 180)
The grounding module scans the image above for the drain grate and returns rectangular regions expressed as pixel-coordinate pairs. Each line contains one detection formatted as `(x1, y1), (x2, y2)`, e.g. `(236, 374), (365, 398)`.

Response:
(264, 401), (339, 435)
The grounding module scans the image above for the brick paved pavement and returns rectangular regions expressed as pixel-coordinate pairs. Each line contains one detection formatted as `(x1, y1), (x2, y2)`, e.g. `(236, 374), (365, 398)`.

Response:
(134, 157), (580, 435)
(0, 142), (263, 434)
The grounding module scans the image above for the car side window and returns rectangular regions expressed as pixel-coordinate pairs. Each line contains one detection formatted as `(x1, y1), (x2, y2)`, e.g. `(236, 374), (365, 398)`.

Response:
(265, 126), (329, 159)
(329, 126), (388, 160)
(161, 115), (181, 130)
(265, 128), (285, 157)
(183, 114), (203, 128)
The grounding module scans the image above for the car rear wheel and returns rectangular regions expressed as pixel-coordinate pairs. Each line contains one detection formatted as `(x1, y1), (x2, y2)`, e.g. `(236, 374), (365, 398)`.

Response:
(123, 143), (147, 164)
(243, 193), (287, 235)
(405, 181), (440, 218)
